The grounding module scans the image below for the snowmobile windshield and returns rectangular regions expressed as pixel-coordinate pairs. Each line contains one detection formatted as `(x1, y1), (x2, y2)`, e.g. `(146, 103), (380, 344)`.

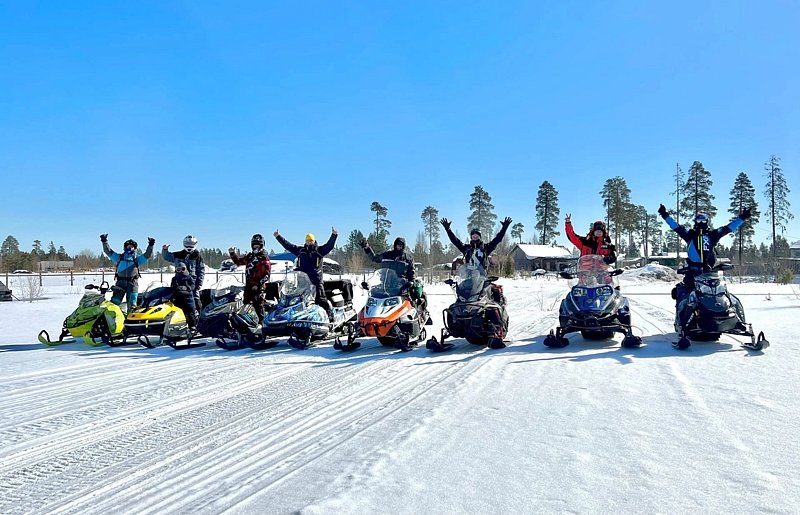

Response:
(367, 268), (405, 299)
(210, 276), (244, 303)
(455, 265), (488, 302)
(140, 283), (173, 307)
(378, 259), (407, 278)
(78, 291), (105, 309)
(569, 256), (616, 312)
(695, 271), (727, 297)
(279, 272), (315, 307)
(575, 255), (616, 288)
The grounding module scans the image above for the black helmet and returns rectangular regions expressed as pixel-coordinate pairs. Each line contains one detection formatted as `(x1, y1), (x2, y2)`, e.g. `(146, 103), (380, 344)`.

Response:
(592, 220), (607, 232)
(393, 237), (406, 250)
(694, 212), (709, 230)
(251, 233), (265, 249)
(124, 239), (138, 250)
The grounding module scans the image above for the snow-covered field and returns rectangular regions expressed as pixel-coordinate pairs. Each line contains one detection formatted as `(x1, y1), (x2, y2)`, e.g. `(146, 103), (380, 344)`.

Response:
(1, 270), (798, 514)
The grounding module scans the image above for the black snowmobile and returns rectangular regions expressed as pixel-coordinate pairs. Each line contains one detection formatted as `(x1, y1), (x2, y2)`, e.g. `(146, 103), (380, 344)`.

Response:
(672, 263), (769, 350)
(544, 255), (642, 349)
(220, 280), (281, 351)
(426, 265), (509, 352)
(196, 276), (245, 349)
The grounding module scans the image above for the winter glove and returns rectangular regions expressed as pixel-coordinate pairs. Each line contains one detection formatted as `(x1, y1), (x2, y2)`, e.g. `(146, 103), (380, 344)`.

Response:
(440, 218), (451, 230)
(147, 237), (156, 246)
(740, 207), (752, 220)
(100, 233), (108, 243)
(501, 217), (512, 228)
(658, 204), (668, 219)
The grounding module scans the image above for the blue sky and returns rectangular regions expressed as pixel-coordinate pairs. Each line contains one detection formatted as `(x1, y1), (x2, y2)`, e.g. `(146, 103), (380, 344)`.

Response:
(1, 0), (798, 255)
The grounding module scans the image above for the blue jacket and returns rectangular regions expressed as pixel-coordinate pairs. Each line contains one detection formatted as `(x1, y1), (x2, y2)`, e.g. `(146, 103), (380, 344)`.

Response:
(162, 248), (205, 290)
(103, 241), (154, 280)
(171, 270), (196, 301)
(663, 215), (744, 270)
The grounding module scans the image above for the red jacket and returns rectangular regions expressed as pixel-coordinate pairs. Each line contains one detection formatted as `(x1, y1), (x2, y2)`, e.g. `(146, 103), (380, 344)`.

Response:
(230, 249), (271, 288)
(565, 222), (616, 263)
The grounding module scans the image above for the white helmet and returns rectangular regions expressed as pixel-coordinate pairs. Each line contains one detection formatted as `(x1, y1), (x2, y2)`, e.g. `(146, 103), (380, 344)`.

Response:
(183, 235), (198, 251)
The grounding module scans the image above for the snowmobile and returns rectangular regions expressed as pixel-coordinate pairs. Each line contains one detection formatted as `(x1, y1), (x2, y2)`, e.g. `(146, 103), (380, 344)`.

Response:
(543, 254), (642, 349)
(195, 276), (245, 349)
(261, 271), (356, 350)
(120, 282), (200, 349)
(672, 263), (769, 350)
(220, 281), (281, 351)
(38, 281), (126, 346)
(426, 265), (509, 352)
(334, 262), (431, 352)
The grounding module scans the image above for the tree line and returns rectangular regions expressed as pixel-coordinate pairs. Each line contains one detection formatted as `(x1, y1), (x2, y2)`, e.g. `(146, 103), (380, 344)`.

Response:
(1, 155), (793, 274)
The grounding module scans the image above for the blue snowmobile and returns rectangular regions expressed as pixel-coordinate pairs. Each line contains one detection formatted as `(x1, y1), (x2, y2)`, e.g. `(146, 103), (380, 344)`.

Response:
(543, 255), (642, 348)
(260, 271), (356, 350)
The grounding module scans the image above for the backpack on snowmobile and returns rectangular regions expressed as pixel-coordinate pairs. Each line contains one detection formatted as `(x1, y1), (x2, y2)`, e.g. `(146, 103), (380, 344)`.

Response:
(672, 263), (768, 350)
(38, 281), (126, 346)
(543, 254), (642, 349)
(426, 265), (509, 352)
(334, 261), (431, 353)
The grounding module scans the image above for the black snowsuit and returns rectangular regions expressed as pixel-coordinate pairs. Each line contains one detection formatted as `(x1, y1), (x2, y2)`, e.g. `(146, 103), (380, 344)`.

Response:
(163, 248), (205, 309)
(443, 225), (510, 272)
(171, 270), (198, 329)
(275, 232), (338, 308)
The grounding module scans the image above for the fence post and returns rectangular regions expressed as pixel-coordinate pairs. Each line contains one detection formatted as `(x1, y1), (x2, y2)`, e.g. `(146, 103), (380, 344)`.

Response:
(39, 269), (43, 287)
(70, 270), (74, 286)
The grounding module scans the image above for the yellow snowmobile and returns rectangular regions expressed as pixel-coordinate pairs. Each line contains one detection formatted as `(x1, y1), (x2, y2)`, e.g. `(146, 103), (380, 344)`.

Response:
(38, 281), (126, 346)
(121, 282), (200, 349)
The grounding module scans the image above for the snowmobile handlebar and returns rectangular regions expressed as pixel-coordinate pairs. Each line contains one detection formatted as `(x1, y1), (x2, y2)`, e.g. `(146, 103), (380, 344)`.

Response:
(677, 263), (733, 275)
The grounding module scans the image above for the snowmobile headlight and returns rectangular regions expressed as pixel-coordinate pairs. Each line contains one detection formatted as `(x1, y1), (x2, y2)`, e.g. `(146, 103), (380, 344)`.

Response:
(572, 287), (588, 297)
(597, 285), (614, 297)
(384, 297), (400, 307)
(367, 298), (377, 307)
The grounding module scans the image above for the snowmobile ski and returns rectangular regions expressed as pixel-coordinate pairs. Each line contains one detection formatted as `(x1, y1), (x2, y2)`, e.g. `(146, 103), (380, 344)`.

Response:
(246, 338), (281, 351)
(741, 331), (769, 351)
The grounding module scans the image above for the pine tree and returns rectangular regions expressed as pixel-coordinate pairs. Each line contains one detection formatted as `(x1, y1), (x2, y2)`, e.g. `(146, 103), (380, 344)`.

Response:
(669, 162), (684, 258)
(764, 155), (793, 258)
(467, 186), (497, 238)
(57, 245), (70, 260)
(680, 161), (716, 221)
(1, 236), (20, 257)
(369, 202), (391, 252)
(600, 177), (632, 247)
(535, 181), (560, 245)
(420, 206), (440, 253)
(47, 241), (57, 261)
(510, 222), (525, 244)
(413, 231), (426, 266)
(728, 171), (759, 265)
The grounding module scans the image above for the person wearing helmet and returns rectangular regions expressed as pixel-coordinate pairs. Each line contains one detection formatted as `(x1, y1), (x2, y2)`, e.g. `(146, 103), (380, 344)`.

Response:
(100, 233), (155, 312)
(162, 235), (205, 310)
(440, 217), (513, 272)
(564, 215), (617, 265)
(229, 234), (272, 321)
(273, 228), (338, 312)
(171, 261), (198, 332)
(360, 236), (426, 311)
(658, 203), (752, 303)
(440, 216), (512, 304)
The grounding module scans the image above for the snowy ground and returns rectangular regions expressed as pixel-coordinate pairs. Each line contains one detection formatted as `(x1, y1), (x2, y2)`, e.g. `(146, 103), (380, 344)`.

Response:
(1, 271), (799, 514)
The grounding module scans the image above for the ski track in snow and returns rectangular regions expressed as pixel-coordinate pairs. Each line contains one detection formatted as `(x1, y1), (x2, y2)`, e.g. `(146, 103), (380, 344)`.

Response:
(0, 276), (798, 513)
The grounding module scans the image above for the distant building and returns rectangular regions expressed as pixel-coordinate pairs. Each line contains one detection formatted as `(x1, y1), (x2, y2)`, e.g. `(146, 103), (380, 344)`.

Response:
(508, 244), (574, 272)
(39, 261), (74, 272)
(791, 241), (800, 259)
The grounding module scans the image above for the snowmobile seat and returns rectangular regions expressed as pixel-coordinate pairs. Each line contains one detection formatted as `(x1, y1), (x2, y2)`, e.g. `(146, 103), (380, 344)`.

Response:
(324, 280), (353, 303)
(263, 281), (281, 302)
